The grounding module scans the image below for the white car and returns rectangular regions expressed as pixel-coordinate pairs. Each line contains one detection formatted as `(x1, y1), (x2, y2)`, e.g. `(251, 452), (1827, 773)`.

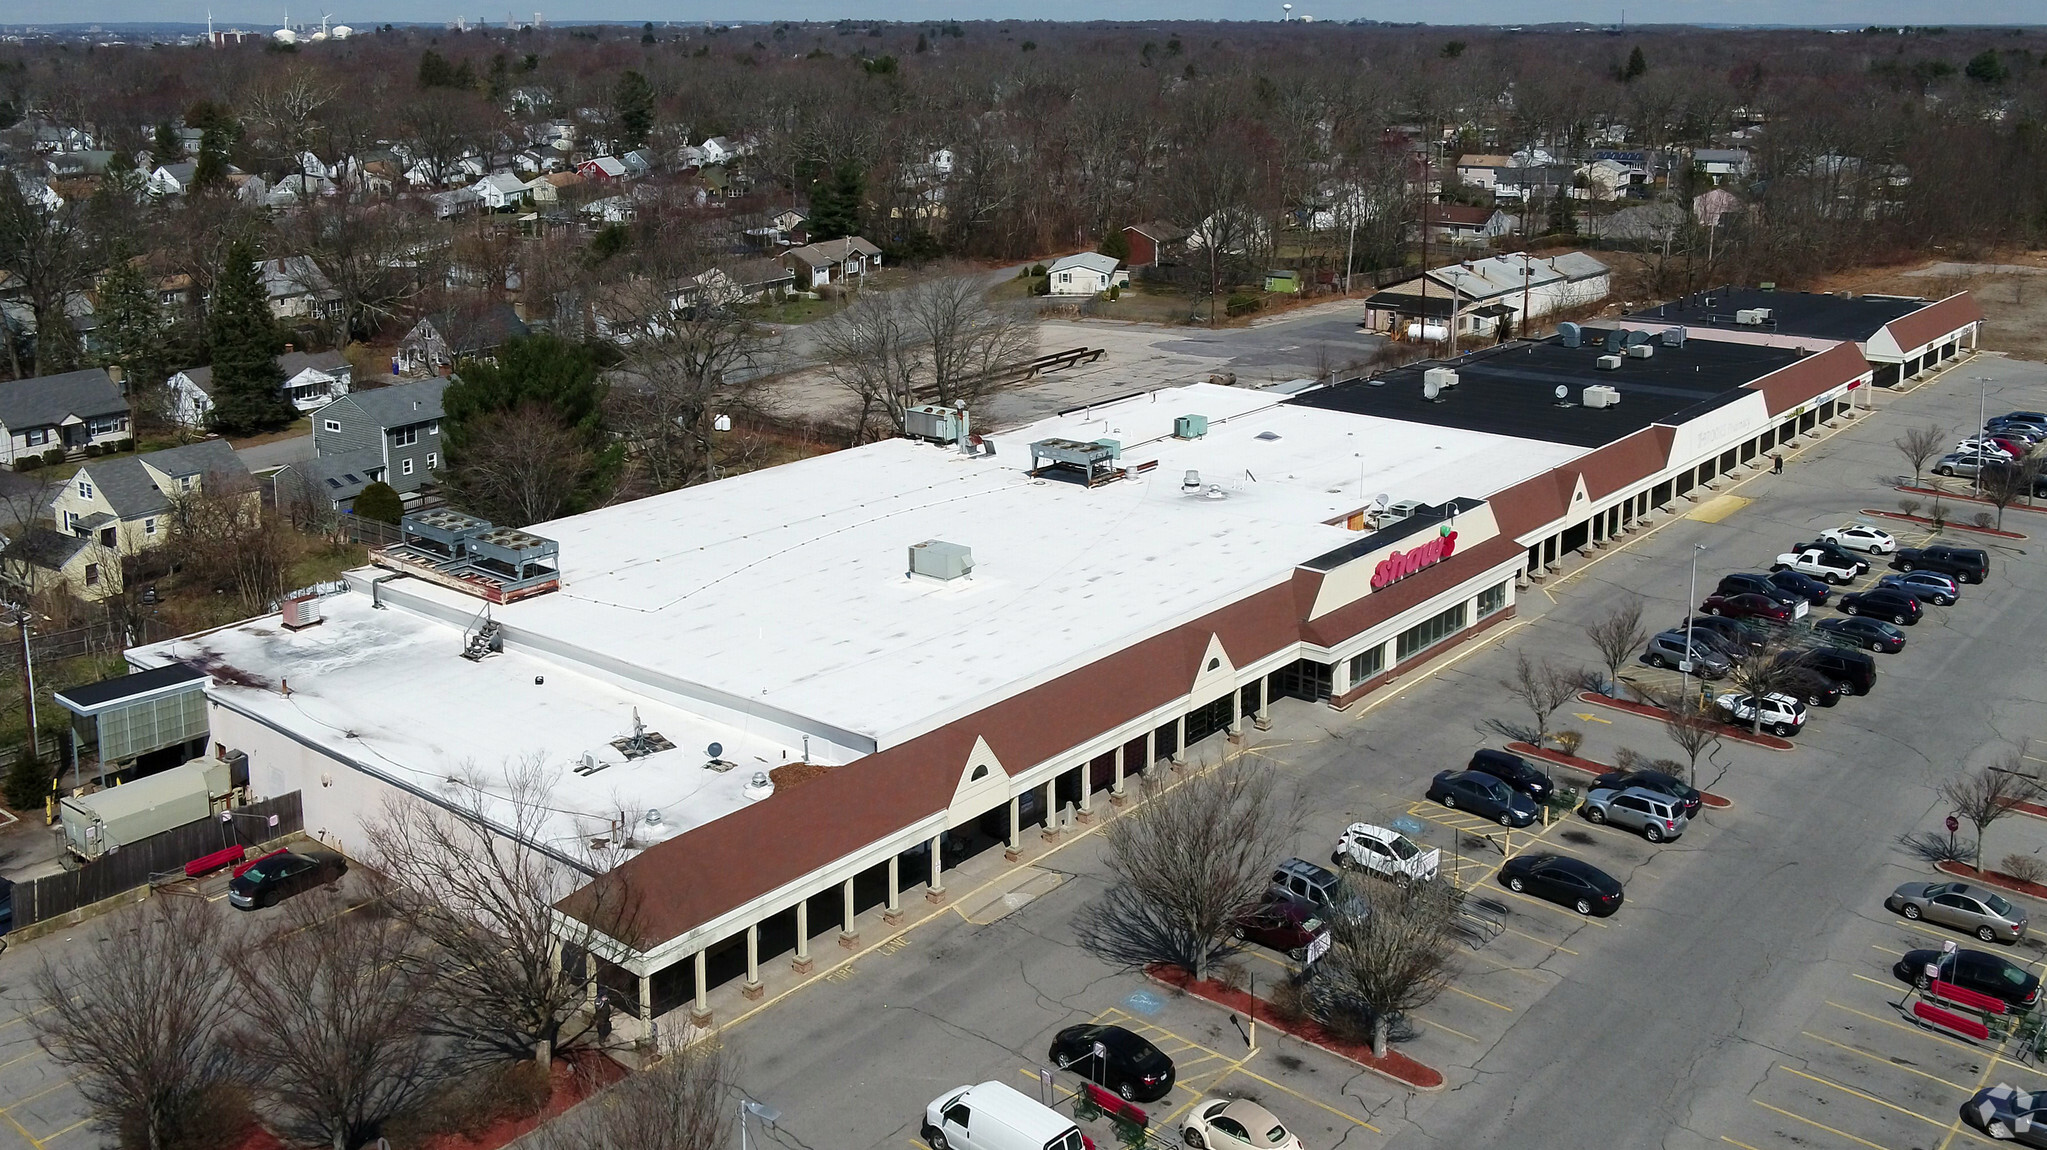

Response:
(1331, 822), (1441, 884)
(1713, 691), (1807, 736)
(1819, 524), (1897, 554)
(1955, 438), (2017, 460)
(1183, 1098), (1303, 1150)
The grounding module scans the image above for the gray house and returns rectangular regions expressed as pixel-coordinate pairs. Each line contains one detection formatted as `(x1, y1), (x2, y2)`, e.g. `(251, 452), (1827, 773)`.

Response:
(302, 377), (449, 505)
(0, 368), (132, 468)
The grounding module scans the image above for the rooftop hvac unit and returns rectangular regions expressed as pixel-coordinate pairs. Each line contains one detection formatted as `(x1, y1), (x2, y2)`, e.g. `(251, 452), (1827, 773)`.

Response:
(1582, 385), (1621, 408)
(1661, 325), (1688, 347)
(1596, 354), (1623, 370)
(1173, 414), (1209, 439)
(1423, 367), (1460, 391)
(1735, 308), (1773, 326)
(1386, 498), (1427, 520)
(908, 540), (974, 581)
(1626, 343), (1655, 359)
(1557, 321), (1582, 348)
(280, 593), (323, 631)
(905, 403), (968, 444)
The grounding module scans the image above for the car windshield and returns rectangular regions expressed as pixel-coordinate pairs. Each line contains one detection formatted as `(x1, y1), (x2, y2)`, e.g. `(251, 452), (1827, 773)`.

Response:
(1988, 893), (2018, 917)
(2000, 963), (2031, 987)
(1260, 1124), (1289, 1146)
(1386, 835), (1419, 860)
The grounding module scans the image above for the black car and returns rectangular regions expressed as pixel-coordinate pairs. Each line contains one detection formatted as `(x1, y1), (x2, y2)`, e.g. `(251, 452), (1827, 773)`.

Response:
(1466, 749), (1554, 803)
(1426, 770), (1539, 827)
(1048, 1024), (1177, 1101)
(1715, 573), (1802, 609)
(1797, 539), (1873, 574)
(1774, 659), (1843, 707)
(1588, 768), (1702, 818)
(1893, 545), (1989, 585)
(227, 849), (346, 910)
(1839, 587), (1923, 625)
(1894, 948), (2042, 1012)
(1767, 568), (1833, 606)
(1813, 615), (1907, 653)
(1497, 853), (1623, 917)
(1794, 644), (1880, 694)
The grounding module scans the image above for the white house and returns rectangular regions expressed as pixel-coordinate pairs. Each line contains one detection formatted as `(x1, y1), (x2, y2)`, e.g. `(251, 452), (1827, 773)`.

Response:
(477, 171), (531, 210)
(1453, 154), (1514, 191)
(783, 237), (883, 290)
(168, 350), (354, 428)
(1045, 252), (1128, 297)
(581, 195), (636, 225)
(1694, 148), (1753, 181)
(146, 162), (197, 196)
(257, 257), (342, 322)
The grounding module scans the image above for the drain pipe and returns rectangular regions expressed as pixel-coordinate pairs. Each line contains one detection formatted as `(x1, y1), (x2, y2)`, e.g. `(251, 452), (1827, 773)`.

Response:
(370, 572), (403, 610)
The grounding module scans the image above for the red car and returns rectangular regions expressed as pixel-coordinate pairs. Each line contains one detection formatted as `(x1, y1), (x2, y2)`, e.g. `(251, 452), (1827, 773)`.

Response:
(1231, 898), (1326, 961)
(1700, 592), (1791, 622)
(1991, 435), (2033, 460)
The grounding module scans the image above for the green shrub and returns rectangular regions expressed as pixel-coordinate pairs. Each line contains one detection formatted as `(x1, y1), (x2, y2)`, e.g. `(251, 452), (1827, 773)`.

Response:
(83, 443), (102, 457)
(4, 743), (50, 810)
(41, 449), (64, 466)
(353, 481), (405, 525)
(1030, 263), (1046, 276)
(1226, 292), (1264, 317)
(15, 456), (41, 472)
(111, 438), (134, 454)
(1107, 284), (1121, 300)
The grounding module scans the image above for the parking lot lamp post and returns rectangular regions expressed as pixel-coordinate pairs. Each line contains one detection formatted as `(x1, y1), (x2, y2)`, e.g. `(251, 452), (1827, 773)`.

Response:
(739, 1099), (781, 1150)
(1683, 543), (1707, 700)
(1976, 375), (1990, 497)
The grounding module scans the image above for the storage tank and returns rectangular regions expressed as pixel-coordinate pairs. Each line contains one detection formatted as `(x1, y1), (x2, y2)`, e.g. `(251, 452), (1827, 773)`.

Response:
(60, 758), (232, 861)
(1404, 323), (1448, 342)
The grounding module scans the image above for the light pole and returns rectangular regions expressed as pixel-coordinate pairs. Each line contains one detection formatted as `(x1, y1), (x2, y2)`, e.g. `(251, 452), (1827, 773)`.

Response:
(1682, 543), (1707, 702)
(1975, 375), (1990, 498)
(739, 1099), (781, 1150)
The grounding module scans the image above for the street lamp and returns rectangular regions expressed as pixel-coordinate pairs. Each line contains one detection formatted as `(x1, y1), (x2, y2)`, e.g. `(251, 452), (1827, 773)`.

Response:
(1682, 543), (1708, 702)
(739, 1099), (781, 1150)
(1974, 374), (1991, 498)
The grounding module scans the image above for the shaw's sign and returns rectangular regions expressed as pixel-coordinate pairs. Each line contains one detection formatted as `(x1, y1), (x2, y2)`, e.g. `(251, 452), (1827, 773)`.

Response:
(1370, 530), (1458, 591)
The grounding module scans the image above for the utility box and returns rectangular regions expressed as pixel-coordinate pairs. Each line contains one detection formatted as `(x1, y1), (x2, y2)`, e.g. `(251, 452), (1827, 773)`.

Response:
(1596, 355), (1623, 370)
(60, 757), (233, 862)
(1582, 385), (1621, 409)
(906, 404), (968, 445)
(1626, 343), (1655, 359)
(908, 540), (975, 582)
(1423, 367), (1460, 391)
(1173, 414), (1209, 440)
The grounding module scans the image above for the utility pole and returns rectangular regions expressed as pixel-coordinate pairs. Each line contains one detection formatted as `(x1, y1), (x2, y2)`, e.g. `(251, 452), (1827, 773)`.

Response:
(1417, 151), (1430, 346)
(16, 616), (34, 757)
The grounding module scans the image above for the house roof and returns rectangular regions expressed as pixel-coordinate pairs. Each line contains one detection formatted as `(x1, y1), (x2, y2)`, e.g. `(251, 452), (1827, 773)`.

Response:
(784, 236), (883, 268)
(1125, 220), (1188, 244)
(1422, 204), (1497, 228)
(717, 257), (795, 289)
(1048, 252), (1122, 277)
(155, 162), (195, 185)
(1456, 154), (1515, 169)
(480, 171), (528, 195)
(52, 662), (206, 714)
(583, 156), (627, 177)
(258, 257), (338, 302)
(177, 350), (347, 396)
(3, 527), (89, 570)
(339, 377), (449, 430)
(282, 447), (384, 502)
(84, 439), (249, 519)
(410, 305), (528, 355)
(1693, 148), (1750, 165)
(0, 368), (127, 430)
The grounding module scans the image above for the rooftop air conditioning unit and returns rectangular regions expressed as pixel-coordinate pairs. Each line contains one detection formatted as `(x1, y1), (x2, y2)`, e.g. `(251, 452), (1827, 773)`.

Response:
(1734, 309), (1761, 325)
(1423, 367), (1460, 391)
(1173, 414), (1209, 440)
(280, 593), (323, 631)
(908, 540), (974, 581)
(1582, 385), (1621, 408)
(1753, 307), (1773, 322)
(1385, 499), (1427, 520)
(1626, 343), (1655, 359)
(1596, 354), (1623, 370)
(1660, 325), (1687, 347)
(905, 403), (967, 444)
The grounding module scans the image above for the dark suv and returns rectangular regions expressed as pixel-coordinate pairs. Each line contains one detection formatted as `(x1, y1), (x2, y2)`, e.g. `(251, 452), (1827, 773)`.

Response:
(1838, 587), (1924, 625)
(1715, 573), (1802, 609)
(1467, 749), (1554, 802)
(1893, 545), (1989, 584)
(1795, 645), (1878, 696)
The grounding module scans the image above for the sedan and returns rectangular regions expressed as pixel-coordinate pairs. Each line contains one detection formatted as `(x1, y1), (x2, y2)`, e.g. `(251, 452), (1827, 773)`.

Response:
(1839, 587), (1923, 625)
(1588, 768), (1703, 818)
(1934, 452), (1994, 478)
(1768, 568), (1833, 606)
(1049, 1024), (1176, 1101)
(1497, 853), (1623, 916)
(1701, 592), (1792, 622)
(1814, 615), (1907, 653)
(1887, 881), (2028, 944)
(1894, 948), (2042, 1011)
(1182, 1098), (1303, 1150)
(1820, 523), (1898, 554)
(1426, 770), (1539, 827)
(1466, 749), (1554, 803)
(1877, 571), (1961, 605)
(227, 849), (346, 910)
(1231, 899), (1326, 961)
(1961, 1083), (2047, 1145)
(1956, 437), (2018, 461)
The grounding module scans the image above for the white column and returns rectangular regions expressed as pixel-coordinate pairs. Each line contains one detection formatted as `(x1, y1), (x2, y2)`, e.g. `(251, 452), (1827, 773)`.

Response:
(1040, 780), (1057, 839)
(1171, 715), (1186, 764)
(1111, 744), (1127, 800)
(927, 833), (946, 900)
(793, 899), (812, 972)
(839, 877), (859, 946)
(1006, 795), (1022, 853)
(639, 972), (652, 1022)
(1078, 759), (1094, 816)
(742, 923), (762, 998)
(691, 950), (709, 1021)
(885, 855), (903, 921)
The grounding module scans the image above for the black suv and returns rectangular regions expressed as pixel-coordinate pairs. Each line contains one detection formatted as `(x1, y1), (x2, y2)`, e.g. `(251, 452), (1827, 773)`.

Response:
(1893, 545), (1989, 584)
(1715, 573), (1802, 609)
(1838, 587), (1924, 625)
(1795, 645), (1878, 695)
(1767, 568), (1832, 606)
(1467, 749), (1554, 802)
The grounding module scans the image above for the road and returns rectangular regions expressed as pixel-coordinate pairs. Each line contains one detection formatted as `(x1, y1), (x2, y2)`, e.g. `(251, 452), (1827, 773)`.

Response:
(712, 351), (2047, 1150)
(233, 433), (313, 471)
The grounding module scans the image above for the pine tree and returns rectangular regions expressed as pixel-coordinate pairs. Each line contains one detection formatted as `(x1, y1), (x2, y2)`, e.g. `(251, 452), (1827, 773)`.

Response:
(95, 261), (168, 403)
(1622, 46), (1647, 82)
(613, 70), (655, 151)
(151, 120), (182, 168)
(807, 161), (863, 241)
(206, 242), (294, 436)
(193, 124), (230, 191)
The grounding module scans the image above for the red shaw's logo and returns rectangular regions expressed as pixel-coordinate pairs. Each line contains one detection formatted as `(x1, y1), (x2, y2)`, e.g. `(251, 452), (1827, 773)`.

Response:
(1370, 531), (1458, 591)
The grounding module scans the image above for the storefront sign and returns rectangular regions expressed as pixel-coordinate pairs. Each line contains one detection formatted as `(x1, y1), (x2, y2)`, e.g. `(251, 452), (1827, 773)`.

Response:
(1370, 529), (1458, 590)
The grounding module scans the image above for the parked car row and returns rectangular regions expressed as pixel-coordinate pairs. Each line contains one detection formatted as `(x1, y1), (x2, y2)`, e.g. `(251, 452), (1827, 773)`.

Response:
(1934, 409), (2047, 485)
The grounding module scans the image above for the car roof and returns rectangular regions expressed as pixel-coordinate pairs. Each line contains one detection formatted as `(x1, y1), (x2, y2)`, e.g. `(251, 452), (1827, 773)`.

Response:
(1214, 1100), (1285, 1132)
(1344, 822), (1403, 842)
(1534, 854), (1616, 883)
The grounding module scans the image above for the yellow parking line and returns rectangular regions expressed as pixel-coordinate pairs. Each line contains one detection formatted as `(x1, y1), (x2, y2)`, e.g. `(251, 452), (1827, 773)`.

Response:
(1852, 972), (1903, 993)
(1457, 880), (1611, 928)
(1435, 981), (1513, 1012)
(33, 1120), (90, 1144)
(0, 1110), (44, 1150)
(0, 1078), (77, 1113)
(1777, 1065), (1955, 1130)
(1722, 1138), (1767, 1150)
(1411, 1011), (1482, 1044)
(1753, 1098), (1894, 1150)
(1799, 1031), (1975, 1092)
(1824, 1001), (1985, 1057)
(1226, 1067), (1379, 1133)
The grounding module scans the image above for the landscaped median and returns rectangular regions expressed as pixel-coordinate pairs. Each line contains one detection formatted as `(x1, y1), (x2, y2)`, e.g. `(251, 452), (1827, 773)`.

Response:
(1147, 965), (1445, 1090)
(1577, 690), (1794, 752)
(1933, 860), (2047, 903)
(1506, 739), (1733, 809)
(1858, 506), (2026, 539)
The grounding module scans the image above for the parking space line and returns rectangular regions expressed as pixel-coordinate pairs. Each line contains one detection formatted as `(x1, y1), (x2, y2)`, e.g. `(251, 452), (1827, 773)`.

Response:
(1452, 878), (1611, 928)
(1434, 980), (1512, 1012)
(0, 1078), (78, 1113)
(0, 1110), (44, 1150)
(1411, 1011), (1482, 1044)
(34, 1120), (90, 1144)
(1776, 1064), (1958, 1131)
(1851, 973), (1903, 994)
(1825, 1001), (1986, 1057)
(1722, 1138), (1767, 1150)
(1753, 1098), (1895, 1150)
(1799, 1031), (1975, 1092)
(1224, 1067), (1379, 1133)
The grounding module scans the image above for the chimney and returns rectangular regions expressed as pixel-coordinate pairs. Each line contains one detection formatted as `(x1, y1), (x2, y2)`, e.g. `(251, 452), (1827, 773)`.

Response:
(283, 342), (295, 353)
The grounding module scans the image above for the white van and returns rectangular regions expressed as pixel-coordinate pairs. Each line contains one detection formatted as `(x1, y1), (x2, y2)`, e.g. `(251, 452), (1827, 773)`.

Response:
(924, 1081), (1086, 1150)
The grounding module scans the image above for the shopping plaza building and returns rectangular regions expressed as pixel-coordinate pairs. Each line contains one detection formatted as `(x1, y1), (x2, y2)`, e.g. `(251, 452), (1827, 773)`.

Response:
(131, 289), (1981, 1023)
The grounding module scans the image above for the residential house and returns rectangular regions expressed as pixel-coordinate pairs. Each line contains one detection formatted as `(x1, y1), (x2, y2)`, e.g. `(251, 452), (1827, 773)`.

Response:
(1693, 188), (1742, 229)
(674, 259), (796, 309)
(700, 136), (740, 165)
(294, 152), (336, 180)
(1452, 154), (1515, 191)
(13, 175), (64, 211)
(581, 195), (636, 225)
(478, 171), (531, 210)
(168, 349), (353, 428)
(1, 528), (120, 601)
(396, 305), (529, 375)
(426, 187), (479, 219)
(620, 149), (656, 179)
(50, 439), (254, 556)
(1493, 165), (1575, 206)
(1185, 209), (1271, 256)
(258, 257), (343, 322)
(263, 173), (339, 208)
(1578, 158), (1633, 201)
(769, 208), (808, 244)
(1362, 252), (1611, 340)
(523, 176), (560, 205)
(146, 162), (197, 196)
(0, 368), (131, 468)
(1415, 204), (1514, 244)
(1045, 252), (1128, 297)
(783, 237), (883, 291)
(310, 377), (449, 499)
(1693, 148), (1753, 181)
(44, 151), (114, 179)
(578, 155), (628, 182)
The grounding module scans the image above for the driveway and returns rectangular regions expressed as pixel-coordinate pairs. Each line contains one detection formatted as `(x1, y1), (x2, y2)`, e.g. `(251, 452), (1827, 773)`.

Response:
(234, 433), (313, 471)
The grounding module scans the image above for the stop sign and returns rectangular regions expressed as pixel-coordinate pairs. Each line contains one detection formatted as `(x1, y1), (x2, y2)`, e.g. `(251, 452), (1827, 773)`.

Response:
(1947, 815), (1961, 834)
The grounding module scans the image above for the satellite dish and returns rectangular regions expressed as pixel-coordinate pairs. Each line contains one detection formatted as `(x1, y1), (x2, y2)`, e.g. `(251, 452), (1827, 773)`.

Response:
(1374, 493), (1390, 509)
(1423, 379), (1441, 400)
(707, 741), (724, 759)
(1555, 385), (1569, 400)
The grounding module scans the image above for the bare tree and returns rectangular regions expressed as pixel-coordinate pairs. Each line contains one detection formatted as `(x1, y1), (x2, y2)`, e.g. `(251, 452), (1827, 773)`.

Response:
(609, 297), (776, 494)
(364, 757), (641, 1069)
(1491, 653), (1583, 750)
(163, 475), (288, 614)
(445, 405), (594, 527)
(900, 268), (1038, 414)
(1583, 597), (1649, 699)
(1075, 759), (1305, 980)
(524, 1042), (731, 1150)
(0, 174), (95, 376)
(1299, 876), (1459, 1057)
(31, 898), (239, 1150)
(1659, 692), (1726, 789)
(811, 289), (920, 443)
(1979, 454), (2043, 530)
(1722, 630), (1811, 735)
(1894, 424), (1947, 489)
(1939, 752), (2042, 869)
(225, 894), (448, 1150)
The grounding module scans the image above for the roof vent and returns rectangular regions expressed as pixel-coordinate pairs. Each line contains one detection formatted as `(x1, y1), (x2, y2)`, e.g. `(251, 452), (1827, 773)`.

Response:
(1582, 384), (1621, 408)
(1661, 325), (1687, 347)
(1557, 321), (1582, 348)
(1173, 414), (1209, 439)
(1596, 354), (1623, 370)
(908, 539), (974, 581)
(1626, 343), (1655, 359)
(1181, 469), (1202, 493)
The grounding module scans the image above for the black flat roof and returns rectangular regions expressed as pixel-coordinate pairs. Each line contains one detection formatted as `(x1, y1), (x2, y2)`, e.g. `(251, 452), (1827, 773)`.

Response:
(53, 663), (206, 712)
(1289, 331), (1805, 448)
(1624, 286), (1927, 344)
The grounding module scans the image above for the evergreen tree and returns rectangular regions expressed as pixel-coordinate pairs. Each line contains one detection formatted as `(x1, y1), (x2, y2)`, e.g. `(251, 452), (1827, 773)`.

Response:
(807, 161), (863, 241)
(1622, 46), (1647, 81)
(205, 242), (294, 435)
(352, 481), (404, 524)
(440, 334), (620, 521)
(1966, 50), (2009, 85)
(151, 120), (182, 168)
(418, 48), (457, 88)
(613, 70), (656, 150)
(915, 32), (929, 52)
(193, 124), (230, 191)
(95, 261), (168, 403)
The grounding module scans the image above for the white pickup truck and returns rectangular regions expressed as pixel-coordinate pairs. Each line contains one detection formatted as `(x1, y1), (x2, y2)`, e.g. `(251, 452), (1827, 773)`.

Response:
(1330, 822), (1441, 884)
(1772, 547), (1860, 585)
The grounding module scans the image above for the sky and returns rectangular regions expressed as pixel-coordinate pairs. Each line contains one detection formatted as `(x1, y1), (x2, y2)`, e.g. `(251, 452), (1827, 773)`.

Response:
(5, 0), (2042, 27)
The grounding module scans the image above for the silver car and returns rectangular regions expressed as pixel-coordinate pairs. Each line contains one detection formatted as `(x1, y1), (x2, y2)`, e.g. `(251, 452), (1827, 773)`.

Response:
(1580, 786), (1690, 843)
(1887, 880), (2029, 943)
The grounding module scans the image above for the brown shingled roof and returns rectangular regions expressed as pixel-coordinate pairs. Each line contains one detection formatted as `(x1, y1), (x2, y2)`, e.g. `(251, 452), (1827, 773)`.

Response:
(1744, 341), (1870, 416)
(1883, 292), (1983, 356)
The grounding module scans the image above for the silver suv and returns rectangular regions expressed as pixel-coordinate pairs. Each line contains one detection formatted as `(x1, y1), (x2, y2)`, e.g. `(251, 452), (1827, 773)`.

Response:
(1643, 630), (1732, 679)
(1581, 786), (1690, 843)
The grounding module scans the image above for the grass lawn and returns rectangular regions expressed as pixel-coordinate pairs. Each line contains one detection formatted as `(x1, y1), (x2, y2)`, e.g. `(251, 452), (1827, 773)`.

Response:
(754, 296), (849, 325)
(990, 273), (1048, 302)
(287, 537), (371, 588)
